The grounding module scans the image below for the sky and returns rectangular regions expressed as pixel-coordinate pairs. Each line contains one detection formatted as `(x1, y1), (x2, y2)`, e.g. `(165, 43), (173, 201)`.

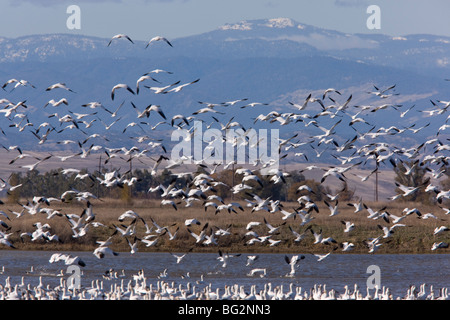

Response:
(1, 0), (450, 40)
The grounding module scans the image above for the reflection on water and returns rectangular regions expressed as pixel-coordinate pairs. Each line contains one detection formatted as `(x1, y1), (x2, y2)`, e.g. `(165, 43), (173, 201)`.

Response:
(0, 250), (448, 298)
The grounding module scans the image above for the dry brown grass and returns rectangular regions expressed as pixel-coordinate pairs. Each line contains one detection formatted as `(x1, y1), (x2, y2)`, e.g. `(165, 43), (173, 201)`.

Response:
(1, 196), (448, 255)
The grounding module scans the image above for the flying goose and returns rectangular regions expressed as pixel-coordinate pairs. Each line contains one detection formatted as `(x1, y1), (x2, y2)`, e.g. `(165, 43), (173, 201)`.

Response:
(263, 217), (285, 234)
(310, 228), (336, 245)
(185, 218), (201, 226)
(145, 36), (173, 48)
(433, 226), (449, 236)
(367, 84), (397, 98)
(146, 80), (180, 94)
(136, 75), (160, 94)
(431, 242), (449, 250)
(313, 247), (337, 262)
(363, 236), (383, 253)
(340, 242), (355, 252)
(284, 254), (305, 277)
(289, 225), (310, 242)
(44, 98), (69, 108)
(245, 255), (259, 266)
(187, 223), (209, 243)
(167, 78), (200, 93)
(141, 237), (158, 247)
(93, 245), (119, 259)
(341, 220), (355, 233)
(170, 251), (191, 264)
(126, 237), (139, 254)
(2, 78), (35, 91)
(322, 88), (341, 100)
(111, 83), (135, 100)
(49, 253), (86, 267)
(217, 250), (241, 268)
(118, 210), (142, 222)
(45, 83), (75, 93)
(324, 200), (339, 216)
(364, 204), (389, 221)
(418, 213), (440, 220)
(107, 34), (134, 46)
(288, 93), (311, 111)
(378, 224), (406, 238)
(347, 198), (364, 213)
(247, 268), (266, 277)
(131, 102), (166, 120)
(144, 69), (173, 75)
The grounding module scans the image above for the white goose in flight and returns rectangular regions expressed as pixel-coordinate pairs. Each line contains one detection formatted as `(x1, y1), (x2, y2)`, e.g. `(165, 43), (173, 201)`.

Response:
(433, 226), (449, 236)
(310, 228), (337, 245)
(126, 237), (139, 254)
(341, 220), (355, 233)
(144, 69), (173, 75)
(167, 78), (200, 93)
(136, 75), (160, 94)
(347, 198), (364, 213)
(217, 250), (241, 268)
(93, 245), (119, 259)
(111, 83), (135, 100)
(263, 217), (285, 234)
(146, 36), (173, 48)
(341, 242), (355, 252)
(289, 225), (310, 242)
(324, 200), (339, 216)
(45, 83), (75, 93)
(284, 254), (305, 277)
(247, 268), (266, 277)
(146, 80), (180, 94)
(170, 250), (192, 264)
(245, 255), (259, 266)
(2, 78), (35, 91)
(313, 247), (337, 262)
(107, 34), (134, 46)
(431, 242), (449, 251)
(187, 223), (209, 243)
(44, 98), (69, 108)
(49, 253), (86, 267)
(322, 88), (341, 100)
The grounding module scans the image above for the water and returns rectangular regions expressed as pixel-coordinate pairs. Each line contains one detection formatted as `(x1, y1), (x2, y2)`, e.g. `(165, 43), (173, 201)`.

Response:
(0, 250), (449, 298)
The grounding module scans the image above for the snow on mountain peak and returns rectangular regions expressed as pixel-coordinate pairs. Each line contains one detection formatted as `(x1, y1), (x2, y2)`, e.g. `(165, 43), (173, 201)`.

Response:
(219, 18), (300, 31)
(263, 18), (295, 28)
(219, 20), (253, 31)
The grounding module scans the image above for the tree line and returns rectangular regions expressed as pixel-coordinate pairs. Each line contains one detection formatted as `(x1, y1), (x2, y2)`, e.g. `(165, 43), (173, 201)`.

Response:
(4, 166), (336, 204)
(4, 160), (449, 205)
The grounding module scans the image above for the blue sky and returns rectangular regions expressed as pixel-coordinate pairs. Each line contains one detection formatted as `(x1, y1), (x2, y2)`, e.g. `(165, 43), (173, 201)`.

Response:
(2, 0), (450, 40)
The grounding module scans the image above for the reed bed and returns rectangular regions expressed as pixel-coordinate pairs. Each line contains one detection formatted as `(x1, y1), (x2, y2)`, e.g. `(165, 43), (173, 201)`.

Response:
(1, 197), (448, 254)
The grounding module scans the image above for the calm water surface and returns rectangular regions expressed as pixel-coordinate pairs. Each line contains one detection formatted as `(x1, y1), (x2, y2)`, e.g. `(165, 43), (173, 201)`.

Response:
(0, 250), (448, 298)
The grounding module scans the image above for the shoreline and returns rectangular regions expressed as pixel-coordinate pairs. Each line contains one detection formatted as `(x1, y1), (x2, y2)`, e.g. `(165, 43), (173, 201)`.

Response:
(1, 247), (448, 255)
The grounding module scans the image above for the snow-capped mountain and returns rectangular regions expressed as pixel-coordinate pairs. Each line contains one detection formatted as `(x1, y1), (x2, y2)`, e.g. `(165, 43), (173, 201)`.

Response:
(2, 17), (449, 77)
(0, 18), (448, 156)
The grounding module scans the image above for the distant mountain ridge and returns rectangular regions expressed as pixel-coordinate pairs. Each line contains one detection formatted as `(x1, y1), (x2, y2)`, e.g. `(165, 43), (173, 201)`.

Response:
(1, 17), (450, 75)
(0, 18), (449, 159)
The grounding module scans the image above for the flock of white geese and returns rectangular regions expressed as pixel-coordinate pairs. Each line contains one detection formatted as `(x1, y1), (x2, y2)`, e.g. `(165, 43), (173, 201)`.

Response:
(0, 269), (448, 300)
(0, 33), (449, 300)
